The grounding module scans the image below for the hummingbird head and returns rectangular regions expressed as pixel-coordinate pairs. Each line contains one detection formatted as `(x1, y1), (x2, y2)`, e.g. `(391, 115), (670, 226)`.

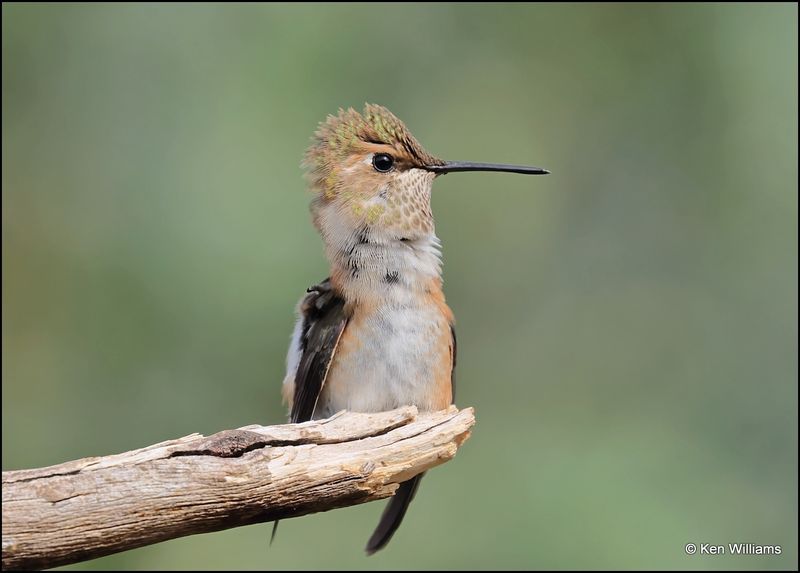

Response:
(304, 104), (548, 246)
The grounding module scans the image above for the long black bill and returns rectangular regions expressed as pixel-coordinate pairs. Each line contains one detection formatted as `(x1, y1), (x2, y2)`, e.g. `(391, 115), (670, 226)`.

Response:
(425, 161), (549, 175)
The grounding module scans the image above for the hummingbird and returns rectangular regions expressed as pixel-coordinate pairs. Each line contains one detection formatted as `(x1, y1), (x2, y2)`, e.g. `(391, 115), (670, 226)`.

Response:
(280, 104), (548, 554)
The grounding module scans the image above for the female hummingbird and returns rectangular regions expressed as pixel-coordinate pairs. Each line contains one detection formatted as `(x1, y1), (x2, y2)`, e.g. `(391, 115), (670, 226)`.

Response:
(281, 104), (548, 554)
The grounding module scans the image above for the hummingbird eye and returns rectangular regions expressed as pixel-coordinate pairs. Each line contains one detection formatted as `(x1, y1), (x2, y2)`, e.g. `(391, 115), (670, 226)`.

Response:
(372, 153), (395, 173)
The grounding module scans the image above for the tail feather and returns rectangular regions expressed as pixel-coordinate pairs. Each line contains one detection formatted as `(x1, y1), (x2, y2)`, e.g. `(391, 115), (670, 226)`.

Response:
(365, 473), (424, 555)
(270, 520), (279, 546)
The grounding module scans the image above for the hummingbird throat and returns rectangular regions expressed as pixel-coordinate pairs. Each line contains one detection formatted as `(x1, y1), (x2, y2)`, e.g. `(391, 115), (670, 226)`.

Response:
(331, 228), (444, 306)
(320, 210), (443, 305)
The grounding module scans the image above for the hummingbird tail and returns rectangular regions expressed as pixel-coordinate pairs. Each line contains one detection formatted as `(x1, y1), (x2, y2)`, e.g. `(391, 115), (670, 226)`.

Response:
(365, 472), (424, 555)
(270, 520), (279, 546)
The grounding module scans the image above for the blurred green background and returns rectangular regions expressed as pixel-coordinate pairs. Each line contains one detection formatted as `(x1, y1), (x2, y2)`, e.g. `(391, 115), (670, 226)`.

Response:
(2, 3), (797, 571)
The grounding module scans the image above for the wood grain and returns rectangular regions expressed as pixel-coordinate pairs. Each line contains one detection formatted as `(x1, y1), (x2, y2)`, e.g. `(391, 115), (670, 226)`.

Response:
(2, 406), (474, 570)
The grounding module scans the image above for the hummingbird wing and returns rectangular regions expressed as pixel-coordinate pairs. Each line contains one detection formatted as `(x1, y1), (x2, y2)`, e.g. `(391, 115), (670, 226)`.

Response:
(272, 279), (348, 545)
(365, 323), (457, 555)
(290, 278), (348, 423)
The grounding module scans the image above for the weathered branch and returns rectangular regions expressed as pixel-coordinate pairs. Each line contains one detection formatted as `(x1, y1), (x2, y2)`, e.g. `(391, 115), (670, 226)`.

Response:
(2, 406), (474, 570)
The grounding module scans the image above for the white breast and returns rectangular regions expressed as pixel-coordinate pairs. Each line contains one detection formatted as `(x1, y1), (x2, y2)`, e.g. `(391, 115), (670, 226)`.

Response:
(316, 300), (451, 417)
(282, 226), (453, 419)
